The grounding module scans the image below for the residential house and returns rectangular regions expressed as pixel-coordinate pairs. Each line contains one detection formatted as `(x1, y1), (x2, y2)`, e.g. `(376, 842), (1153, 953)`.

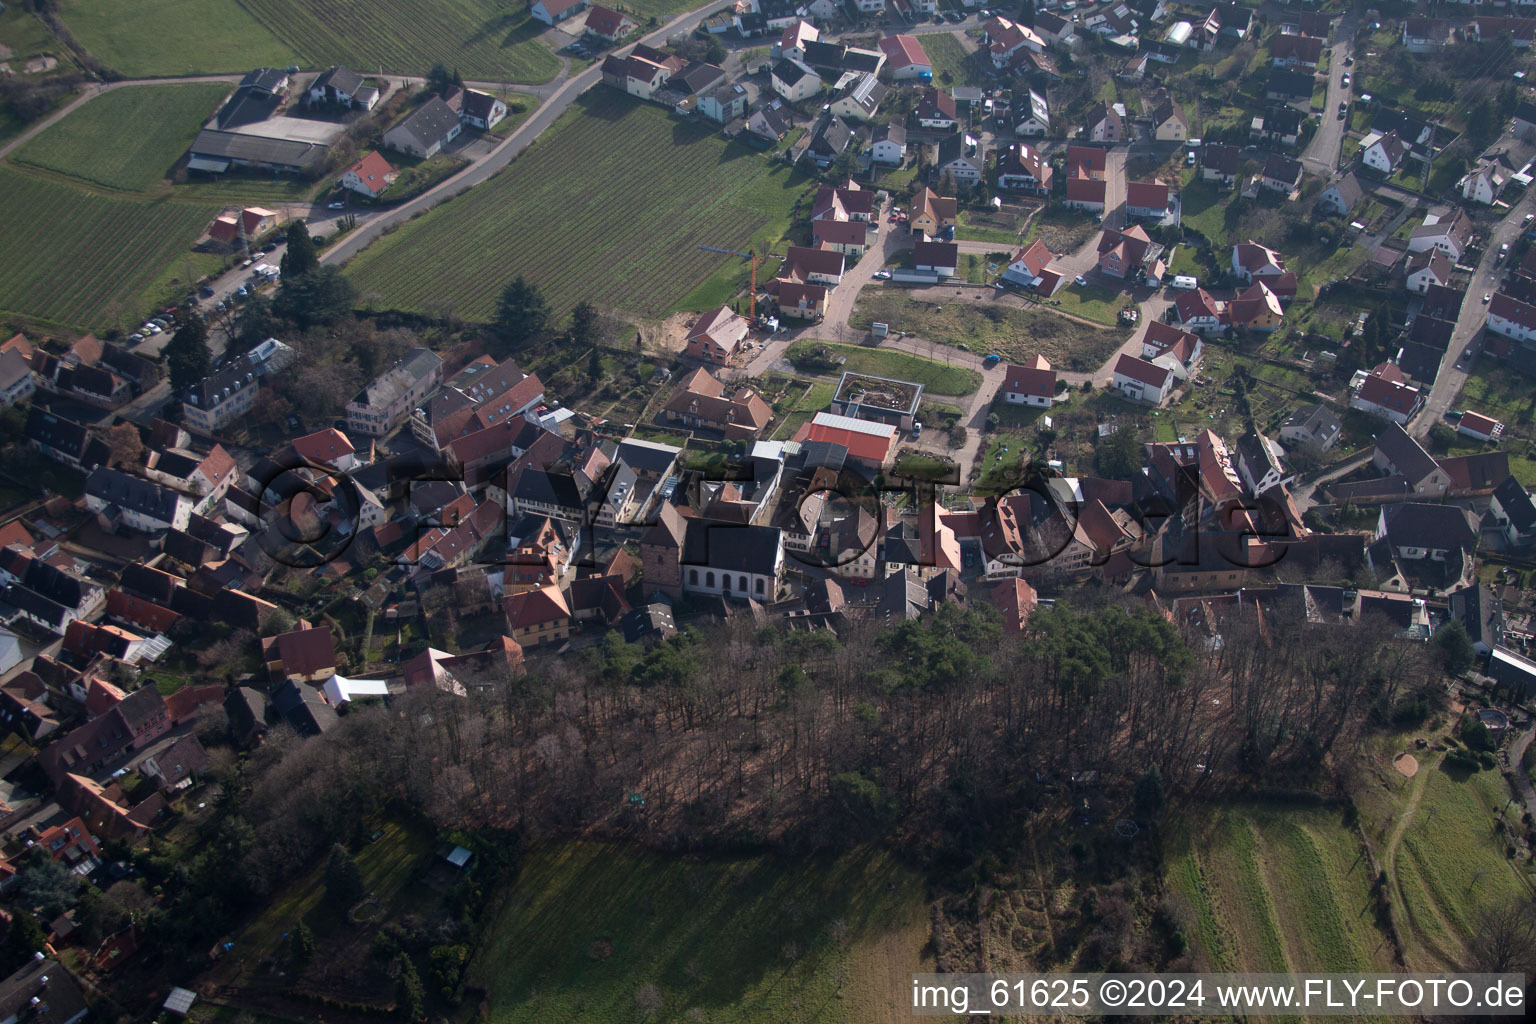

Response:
(699, 81), (748, 123)
(1491, 474), (1536, 547)
(1083, 101), (1123, 142)
(778, 19), (818, 62)
(676, 519), (784, 601)
(792, 412), (897, 473)
(685, 305), (751, 365)
(1265, 68), (1315, 103)
(1126, 179), (1171, 219)
(1013, 88), (1051, 137)
(1151, 95), (1187, 141)
(803, 114), (855, 168)
(1201, 143), (1241, 187)
(1372, 422), (1451, 497)
(1000, 239), (1054, 288)
(870, 121), (907, 164)
(1351, 364), (1423, 425)
(811, 182), (873, 222)
(262, 625), (337, 684)
(1232, 240), (1296, 298)
(1405, 247), (1452, 294)
(1402, 17), (1454, 54)
(0, 349), (35, 409)
(1408, 210), (1472, 262)
(1001, 355), (1057, 407)
(830, 73), (887, 122)
(1235, 431), (1291, 496)
(879, 34), (931, 79)
(1271, 33), (1324, 68)
(909, 186), (956, 235)
(584, 4), (637, 41)
(601, 52), (676, 101)
(1112, 353), (1174, 405)
(657, 60), (726, 112)
(1489, 292), (1536, 346)
(935, 132), (982, 185)
(1376, 502), (1478, 565)
(37, 686), (171, 785)
(1141, 320), (1203, 380)
(1096, 225), (1152, 279)
(1172, 287), (1223, 333)
(1281, 403), (1342, 452)
(1449, 583), (1505, 657)
(984, 17), (1045, 68)
(339, 150), (398, 199)
(1260, 153), (1304, 196)
(1459, 159), (1510, 206)
(84, 468), (192, 534)
(381, 97), (462, 159)
(1034, 12), (1078, 48)
(663, 368), (773, 439)
(530, 0), (589, 25)
(810, 218), (869, 257)
(455, 88), (508, 130)
(771, 58), (821, 102)
(1224, 281), (1285, 331)
(347, 347), (444, 437)
(307, 65), (372, 108)
(913, 240), (959, 276)
(1363, 131), (1409, 176)
(915, 88), (958, 130)
(501, 583), (571, 646)
(781, 244), (845, 285)
(1318, 172), (1363, 216)
(1065, 176), (1106, 212)
(207, 206), (280, 247)
(1250, 106), (1304, 147)
(774, 282), (827, 320)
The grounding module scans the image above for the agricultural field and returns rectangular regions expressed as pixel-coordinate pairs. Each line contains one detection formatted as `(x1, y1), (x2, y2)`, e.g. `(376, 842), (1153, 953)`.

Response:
(1165, 802), (1395, 974)
(470, 841), (928, 1024)
(0, 166), (214, 331)
(850, 292), (1124, 374)
(238, 0), (559, 82)
(13, 82), (231, 193)
(59, 0), (299, 77)
(786, 339), (982, 396)
(347, 92), (811, 322)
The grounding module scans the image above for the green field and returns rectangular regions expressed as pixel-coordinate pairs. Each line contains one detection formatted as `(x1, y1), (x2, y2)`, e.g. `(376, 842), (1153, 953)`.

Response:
(471, 842), (928, 1024)
(0, 166), (214, 330)
(239, 0), (559, 82)
(14, 83), (231, 193)
(348, 91), (812, 321)
(1166, 803), (1394, 974)
(922, 32), (988, 89)
(787, 339), (982, 396)
(60, 0), (299, 77)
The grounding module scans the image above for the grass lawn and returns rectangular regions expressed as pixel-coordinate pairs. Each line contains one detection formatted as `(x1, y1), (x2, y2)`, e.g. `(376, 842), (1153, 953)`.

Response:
(60, 0), (299, 77)
(786, 339), (981, 396)
(1168, 243), (1203, 279)
(1452, 362), (1536, 484)
(1179, 179), (1236, 245)
(0, 166), (215, 332)
(487, 92), (541, 136)
(469, 842), (928, 1024)
(1020, 206), (1098, 256)
(770, 380), (836, 441)
(922, 32), (988, 89)
(171, 172), (324, 207)
(1047, 280), (1127, 327)
(956, 206), (1031, 246)
(850, 292), (1124, 374)
(348, 92), (812, 321)
(13, 83), (231, 193)
(1165, 802), (1394, 974)
(239, 0), (559, 82)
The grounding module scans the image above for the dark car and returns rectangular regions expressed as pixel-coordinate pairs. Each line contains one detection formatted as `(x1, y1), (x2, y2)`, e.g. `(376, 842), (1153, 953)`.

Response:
(198, 285), (215, 298)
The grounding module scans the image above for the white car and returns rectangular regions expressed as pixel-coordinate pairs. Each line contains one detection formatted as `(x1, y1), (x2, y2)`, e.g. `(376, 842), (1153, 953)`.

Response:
(1484, 293), (1492, 304)
(1341, 73), (1350, 86)
(328, 201), (345, 210)
(143, 323), (162, 335)
(1074, 275), (1089, 287)
(873, 270), (892, 279)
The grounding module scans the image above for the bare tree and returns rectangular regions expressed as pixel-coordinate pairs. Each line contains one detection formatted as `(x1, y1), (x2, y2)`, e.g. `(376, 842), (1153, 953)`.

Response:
(1467, 901), (1536, 975)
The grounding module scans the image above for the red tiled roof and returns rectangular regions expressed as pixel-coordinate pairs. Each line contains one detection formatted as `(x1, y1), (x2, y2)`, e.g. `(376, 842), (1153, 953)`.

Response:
(1114, 353), (1172, 388)
(1066, 177), (1106, 203)
(585, 4), (634, 37)
(1459, 410), (1501, 436)
(1174, 288), (1221, 320)
(792, 418), (896, 463)
(503, 584), (570, 629)
(1357, 373), (1420, 413)
(1066, 144), (1107, 175)
(1002, 354), (1055, 398)
(267, 625), (336, 676)
(879, 33), (930, 68)
(1126, 180), (1170, 210)
(1491, 291), (1536, 330)
(810, 219), (867, 246)
(1011, 239), (1053, 278)
(292, 428), (355, 465)
(345, 151), (396, 192)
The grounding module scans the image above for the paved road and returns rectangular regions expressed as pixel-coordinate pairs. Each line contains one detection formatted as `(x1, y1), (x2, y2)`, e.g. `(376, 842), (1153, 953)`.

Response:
(1301, 13), (1358, 177)
(320, 1), (736, 267)
(1409, 189), (1536, 437)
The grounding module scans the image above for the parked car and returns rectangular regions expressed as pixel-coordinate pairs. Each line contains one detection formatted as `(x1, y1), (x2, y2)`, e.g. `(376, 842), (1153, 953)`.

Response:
(236, 285), (248, 297)
(983, 353), (1001, 368)
(1186, 151), (1196, 166)
(1341, 73), (1351, 86)
(1074, 275), (1089, 286)
(873, 269), (892, 279)
(1484, 292), (1492, 303)
(128, 333), (144, 344)
(1344, 55), (1354, 66)
(198, 285), (215, 298)
(328, 201), (345, 210)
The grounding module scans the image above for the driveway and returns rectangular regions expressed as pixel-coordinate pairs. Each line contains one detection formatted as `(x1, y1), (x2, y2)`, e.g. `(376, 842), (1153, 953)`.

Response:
(1301, 14), (1358, 177)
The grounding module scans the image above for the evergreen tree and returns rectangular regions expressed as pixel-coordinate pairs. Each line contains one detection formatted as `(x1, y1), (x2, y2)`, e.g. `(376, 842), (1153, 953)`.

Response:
(273, 265), (357, 330)
(0, 910), (47, 975)
(492, 276), (550, 354)
(568, 300), (600, 348)
(1133, 765), (1166, 823)
(324, 843), (364, 907)
(1436, 619), (1475, 677)
(164, 314), (212, 393)
(281, 220), (318, 279)
(291, 921), (316, 962)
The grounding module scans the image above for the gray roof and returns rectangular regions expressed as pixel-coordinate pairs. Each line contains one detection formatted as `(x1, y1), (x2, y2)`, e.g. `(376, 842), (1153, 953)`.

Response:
(681, 520), (781, 575)
(0, 957), (89, 1024)
(190, 128), (325, 172)
(241, 67), (288, 93)
(356, 347), (442, 408)
(1381, 501), (1478, 554)
(873, 121), (905, 145)
(86, 467), (187, 524)
(1374, 422), (1440, 484)
(807, 114), (853, 158)
(1266, 68), (1315, 97)
(1494, 474), (1536, 534)
(772, 57), (817, 87)
(1322, 170), (1363, 207)
(1449, 582), (1503, 647)
(313, 65), (364, 96)
(1284, 403), (1341, 442)
(387, 96), (462, 150)
(185, 354), (258, 409)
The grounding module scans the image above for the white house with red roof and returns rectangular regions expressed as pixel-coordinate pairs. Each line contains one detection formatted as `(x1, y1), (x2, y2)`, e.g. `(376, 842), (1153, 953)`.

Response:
(684, 306), (751, 364)
(779, 19), (818, 62)
(1488, 291), (1536, 344)
(531, 0), (589, 25)
(1141, 321), (1203, 380)
(879, 34), (931, 79)
(1001, 239), (1054, 288)
(780, 245), (845, 286)
(1362, 130), (1409, 175)
(995, 143), (1052, 194)
(811, 183), (873, 222)
(1171, 288), (1223, 333)
(1064, 177), (1107, 211)
(1350, 363), (1423, 425)
(983, 17), (1045, 67)
(1113, 354), (1174, 405)
(1458, 410), (1504, 442)
(775, 282), (827, 320)
(1096, 225), (1152, 278)
(1407, 209), (1473, 262)
(811, 219), (869, 257)
(1126, 180), (1171, 219)
(339, 151), (398, 199)
(584, 5), (637, 42)
(290, 428), (358, 471)
(1001, 355), (1057, 407)
(1405, 248), (1452, 294)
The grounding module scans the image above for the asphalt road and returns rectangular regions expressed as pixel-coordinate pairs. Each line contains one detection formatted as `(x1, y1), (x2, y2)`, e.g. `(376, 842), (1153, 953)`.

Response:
(1301, 13), (1358, 177)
